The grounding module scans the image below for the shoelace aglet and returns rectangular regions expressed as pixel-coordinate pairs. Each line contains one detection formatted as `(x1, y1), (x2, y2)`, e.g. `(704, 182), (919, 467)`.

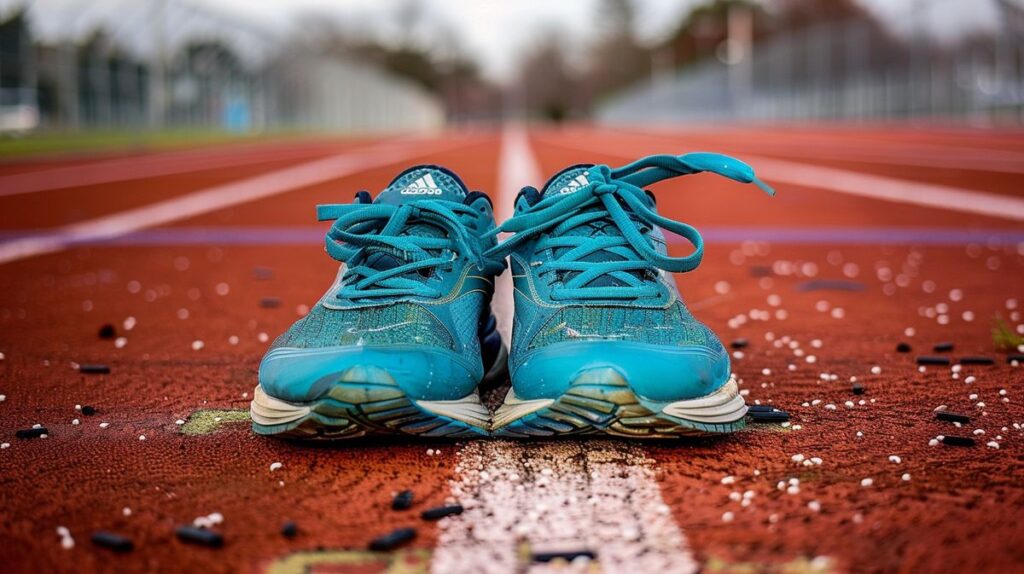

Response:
(753, 176), (776, 197)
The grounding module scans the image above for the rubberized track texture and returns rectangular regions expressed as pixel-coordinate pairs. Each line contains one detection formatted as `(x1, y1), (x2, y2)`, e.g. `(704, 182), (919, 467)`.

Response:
(1, 125), (1023, 573)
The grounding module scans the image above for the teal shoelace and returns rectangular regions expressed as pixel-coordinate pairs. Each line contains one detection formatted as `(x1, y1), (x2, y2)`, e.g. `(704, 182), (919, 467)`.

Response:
(486, 153), (774, 301)
(318, 200), (503, 299)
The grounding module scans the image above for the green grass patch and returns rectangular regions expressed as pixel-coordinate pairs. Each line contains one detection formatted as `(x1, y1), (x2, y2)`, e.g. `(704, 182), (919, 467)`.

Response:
(992, 316), (1023, 351)
(180, 409), (250, 436)
(0, 128), (304, 158)
(267, 549), (431, 574)
(704, 555), (834, 574)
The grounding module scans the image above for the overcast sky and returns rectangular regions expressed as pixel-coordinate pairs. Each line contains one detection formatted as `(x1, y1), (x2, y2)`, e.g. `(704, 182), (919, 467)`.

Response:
(3, 0), (1010, 82)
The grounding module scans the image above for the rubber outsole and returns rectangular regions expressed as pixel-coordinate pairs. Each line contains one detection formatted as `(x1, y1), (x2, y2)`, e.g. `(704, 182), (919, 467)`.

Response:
(250, 346), (508, 440)
(251, 348), (747, 440)
(491, 369), (747, 438)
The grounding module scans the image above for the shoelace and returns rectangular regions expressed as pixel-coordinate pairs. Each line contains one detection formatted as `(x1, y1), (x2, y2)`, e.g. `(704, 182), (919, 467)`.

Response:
(318, 200), (502, 299)
(485, 153), (774, 301)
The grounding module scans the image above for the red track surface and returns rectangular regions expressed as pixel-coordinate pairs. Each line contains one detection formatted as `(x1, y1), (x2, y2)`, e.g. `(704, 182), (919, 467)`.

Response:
(1, 125), (1022, 573)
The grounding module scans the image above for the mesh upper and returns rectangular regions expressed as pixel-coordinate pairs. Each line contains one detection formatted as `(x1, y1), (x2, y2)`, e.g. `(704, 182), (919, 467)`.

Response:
(510, 295), (723, 364)
(271, 302), (454, 351)
(528, 301), (718, 350)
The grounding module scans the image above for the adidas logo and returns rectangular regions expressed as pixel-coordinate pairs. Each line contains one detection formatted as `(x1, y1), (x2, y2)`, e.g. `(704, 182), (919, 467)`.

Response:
(401, 174), (443, 195)
(557, 173), (589, 195)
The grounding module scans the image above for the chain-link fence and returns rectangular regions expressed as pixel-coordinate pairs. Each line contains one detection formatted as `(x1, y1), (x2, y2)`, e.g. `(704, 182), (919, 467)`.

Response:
(0, 0), (443, 134)
(599, 0), (1024, 125)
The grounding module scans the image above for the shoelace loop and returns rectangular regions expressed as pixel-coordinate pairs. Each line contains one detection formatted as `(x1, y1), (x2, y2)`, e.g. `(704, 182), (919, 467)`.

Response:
(486, 153), (773, 301)
(318, 200), (499, 299)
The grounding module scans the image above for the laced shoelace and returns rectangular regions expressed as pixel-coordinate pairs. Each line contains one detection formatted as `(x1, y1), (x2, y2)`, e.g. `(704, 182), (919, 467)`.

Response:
(485, 153), (774, 301)
(318, 200), (503, 299)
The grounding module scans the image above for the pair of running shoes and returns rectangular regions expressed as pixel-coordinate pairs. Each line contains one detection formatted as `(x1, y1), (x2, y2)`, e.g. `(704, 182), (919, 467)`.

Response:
(250, 151), (773, 439)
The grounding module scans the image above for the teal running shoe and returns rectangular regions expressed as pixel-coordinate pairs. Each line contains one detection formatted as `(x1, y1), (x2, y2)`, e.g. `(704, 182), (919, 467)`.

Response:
(488, 153), (773, 438)
(250, 165), (506, 439)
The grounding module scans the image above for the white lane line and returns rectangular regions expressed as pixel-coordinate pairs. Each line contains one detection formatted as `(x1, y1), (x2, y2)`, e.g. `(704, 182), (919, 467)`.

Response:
(491, 125), (540, 342)
(0, 138), (475, 266)
(545, 136), (1024, 222)
(0, 140), (363, 198)
(624, 126), (1024, 173)
(430, 125), (698, 574)
(431, 442), (698, 574)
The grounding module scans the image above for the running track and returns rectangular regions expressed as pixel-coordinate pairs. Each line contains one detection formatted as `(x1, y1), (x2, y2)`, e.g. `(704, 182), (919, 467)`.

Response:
(0, 125), (1022, 573)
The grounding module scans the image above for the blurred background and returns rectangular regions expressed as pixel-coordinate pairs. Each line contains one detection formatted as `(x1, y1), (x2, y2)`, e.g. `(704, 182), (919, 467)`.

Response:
(1, 0), (1023, 148)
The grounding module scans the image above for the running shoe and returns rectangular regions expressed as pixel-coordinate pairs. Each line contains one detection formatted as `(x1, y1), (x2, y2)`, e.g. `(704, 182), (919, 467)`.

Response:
(487, 153), (773, 438)
(251, 165), (506, 439)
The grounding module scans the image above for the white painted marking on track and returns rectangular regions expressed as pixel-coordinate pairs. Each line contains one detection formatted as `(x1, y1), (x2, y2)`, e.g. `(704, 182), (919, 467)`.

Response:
(547, 136), (1024, 222)
(0, 140), (366, 198)
(491, 125), (541, 342)
(430, 125), (697, 574)
(431, 441), (698, 574)
(745, 154), (1024, 222)
(0, 138), (476, 266)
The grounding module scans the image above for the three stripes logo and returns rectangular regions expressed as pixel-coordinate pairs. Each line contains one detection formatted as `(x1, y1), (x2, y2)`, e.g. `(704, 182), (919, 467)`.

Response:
(401, 173), (443, 195)
(557, 173), (589, 195)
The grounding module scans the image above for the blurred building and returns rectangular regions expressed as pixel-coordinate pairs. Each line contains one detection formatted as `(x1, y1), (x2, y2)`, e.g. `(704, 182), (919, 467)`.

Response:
(598, 0), (1024, 125)
(0, 1), (443, 134)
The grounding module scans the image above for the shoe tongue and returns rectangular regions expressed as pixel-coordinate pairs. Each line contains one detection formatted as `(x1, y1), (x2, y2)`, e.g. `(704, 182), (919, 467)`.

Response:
(541, 164), (595, 198)
(539, 164), (632, 289)
(360, 166), (467, 283)
(376, 165), (468, 205)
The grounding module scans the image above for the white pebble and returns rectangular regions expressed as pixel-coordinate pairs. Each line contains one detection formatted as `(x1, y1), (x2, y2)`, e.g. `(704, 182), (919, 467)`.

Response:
(270, 462), (283, 472)
(901, 473), (911, 481)
(191, 340), (205, 351)
(888, 455), (902, 464)
(860, 478), (874, 488)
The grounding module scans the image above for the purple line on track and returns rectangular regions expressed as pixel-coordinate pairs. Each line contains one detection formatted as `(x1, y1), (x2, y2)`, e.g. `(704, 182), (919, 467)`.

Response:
(0, 226), (1022, 247)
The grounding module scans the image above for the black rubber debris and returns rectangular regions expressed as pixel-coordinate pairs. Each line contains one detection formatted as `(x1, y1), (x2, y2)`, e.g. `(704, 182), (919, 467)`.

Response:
(942, 436), (976, 447)
(15, 427), (47, 439)
(794, 279), (865, 292)
(281, 521), (298, 539)
(175, 526), (224, 548)
(392, 490), (414, 510)
(933, 342), (954, 352)
(896, 342), (912, 353)
(81, 405), (97, 416)
(959, 356), (995, 366)
(1008, 354), (1024, 364)
(936, 411), (971, 424)
(368, 527), (416, 551)
(532, 549), (597, 563)
(421, 505), (463, 521)
(852, 383), (865, 395)
(916, 356), (950, 366)
(91, 531), (133, 552)
(79, 364), (111, 375)
(730, 338), (749, 350)
(97, 324), (117, 340)
(747, 406), (790, 423)
(259, 297), (281, 309)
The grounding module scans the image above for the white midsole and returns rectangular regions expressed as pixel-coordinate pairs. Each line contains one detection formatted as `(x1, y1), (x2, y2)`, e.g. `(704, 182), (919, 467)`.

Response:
(250, 385), (311, 426)
(250, 384), (491, 429)
(660, 379), (747, 423)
